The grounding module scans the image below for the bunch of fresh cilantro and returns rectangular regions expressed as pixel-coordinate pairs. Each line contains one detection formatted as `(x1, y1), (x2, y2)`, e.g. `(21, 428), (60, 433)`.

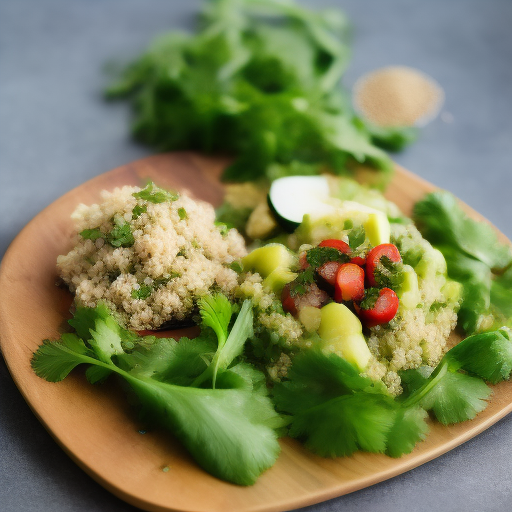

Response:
(32, 296), (512, 482)
(274, 327), (512, 458)
(414, 191), (512, 334)
(106, 0), (414, 185)
(32, 296), (285, 486)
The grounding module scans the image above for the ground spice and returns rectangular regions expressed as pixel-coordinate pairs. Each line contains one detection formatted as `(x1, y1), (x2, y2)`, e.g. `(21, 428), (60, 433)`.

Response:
(353, 66), (444, 127)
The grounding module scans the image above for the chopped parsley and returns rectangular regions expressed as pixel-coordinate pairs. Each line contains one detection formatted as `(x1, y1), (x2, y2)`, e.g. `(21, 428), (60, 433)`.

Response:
(178, 207), (188, 220)
(348, 226), (366, 251)
(373, 256), (404, 290)
(107, 218), (135, 248)
(132, 204), (147, 219)
(306, 247), (350, 268)
(80, 228), (103, 241)
(131, 285), (152, 300)
(132, 181), (178, 204)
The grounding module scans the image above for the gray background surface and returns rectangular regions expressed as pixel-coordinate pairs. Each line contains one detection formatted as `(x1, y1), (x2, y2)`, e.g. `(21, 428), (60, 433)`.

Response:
(1, 1), (511, 511)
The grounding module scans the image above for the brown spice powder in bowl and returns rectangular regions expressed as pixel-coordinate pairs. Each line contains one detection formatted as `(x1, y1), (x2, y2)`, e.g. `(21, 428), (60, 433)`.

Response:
(353, 66), (444, 127)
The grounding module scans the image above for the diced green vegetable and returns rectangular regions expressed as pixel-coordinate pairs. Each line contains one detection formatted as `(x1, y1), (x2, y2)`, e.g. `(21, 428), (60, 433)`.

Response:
(318, 302), (371, 370)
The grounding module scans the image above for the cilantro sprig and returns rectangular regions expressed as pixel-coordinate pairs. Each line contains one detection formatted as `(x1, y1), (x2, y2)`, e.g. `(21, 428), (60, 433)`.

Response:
(274, 326), (512, 457)
(106, 0), (403, 184)
(414, 191), (512, 333)
(32, 298), (284, 486)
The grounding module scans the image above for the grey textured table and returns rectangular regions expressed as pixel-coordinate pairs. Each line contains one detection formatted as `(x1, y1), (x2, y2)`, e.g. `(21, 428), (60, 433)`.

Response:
(1, 1), (511, 511)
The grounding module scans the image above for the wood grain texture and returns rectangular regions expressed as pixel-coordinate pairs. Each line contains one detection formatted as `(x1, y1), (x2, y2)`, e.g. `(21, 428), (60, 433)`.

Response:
(0, 152), (511, 512)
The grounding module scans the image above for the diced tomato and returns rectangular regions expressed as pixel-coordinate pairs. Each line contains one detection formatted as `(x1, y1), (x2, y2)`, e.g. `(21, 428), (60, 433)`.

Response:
(358, 288), (399, 327)
(316, 261), (342, 287)
(281, 281), (329, 316)
(319, 238), (366, 266)
(318, 239), (351, 254)
(334, 263), (365, 302)
(366, 243), (401, 287)
(350, 255), (366, 267)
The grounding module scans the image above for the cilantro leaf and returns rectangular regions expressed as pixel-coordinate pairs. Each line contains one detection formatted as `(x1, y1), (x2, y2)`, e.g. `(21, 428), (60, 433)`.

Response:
(106, 0), (398, 184)
(445, 327), (512, 384)
(385, 406), (429, 458)
(348, 225), (366, 251)
(131, 285), (152, 300)
(31, 302), (281, 486)
(274, 350), (426, 458)
(414, 191), (512, 334)
(414, 191), (512, 269)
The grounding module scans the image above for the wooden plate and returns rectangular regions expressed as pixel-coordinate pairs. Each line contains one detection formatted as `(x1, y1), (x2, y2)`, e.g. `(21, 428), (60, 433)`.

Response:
(1, 153), (511, 512)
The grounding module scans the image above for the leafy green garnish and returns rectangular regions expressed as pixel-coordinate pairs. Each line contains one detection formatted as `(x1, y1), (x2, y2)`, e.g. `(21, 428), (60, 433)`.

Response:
(178, 207), (188, 220)
(414, 191), (512, 333)
(348, 225), (366, 251)
(132, 204), (147, 219)
(132, 181), (179, 204)
(32, 298), (282, 486)
(80, 228), (103, 241)
(373, 255), (404, 290)
(131, 285), (152, 300)
(107, 218), (135, 248)
(106, 0), (399, 184)
(273, 350), (428, 458)
(306, 246), (350, 268)
(275, 326), (512, 458)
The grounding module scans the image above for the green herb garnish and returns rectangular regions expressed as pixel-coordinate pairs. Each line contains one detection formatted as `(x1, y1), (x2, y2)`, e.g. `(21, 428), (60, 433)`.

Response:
(132, 182), (179, 204)
(132, 204), (147, 219)
(107, 218), (135, 248)
(80, 228), (104, 241)
(31, 299), (284, 486)
(306, 247), (350, 268)
(106, 0), (400, 185)
(414, 191), (512, 333)
(178, 207), (188, 220)
(131, 285), (152, 300)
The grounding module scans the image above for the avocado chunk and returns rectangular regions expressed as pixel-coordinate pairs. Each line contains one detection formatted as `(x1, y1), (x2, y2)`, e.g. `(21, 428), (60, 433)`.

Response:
(397, 264), (421, 309)
(364, 212), (391, 246)
(318, 302), (372, 371)
(263, 267), (297, 294)
(242, 243), (294, 278)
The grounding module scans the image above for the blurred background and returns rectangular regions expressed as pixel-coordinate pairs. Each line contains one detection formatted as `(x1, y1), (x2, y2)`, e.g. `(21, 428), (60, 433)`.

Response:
(1, 1), (511, 511)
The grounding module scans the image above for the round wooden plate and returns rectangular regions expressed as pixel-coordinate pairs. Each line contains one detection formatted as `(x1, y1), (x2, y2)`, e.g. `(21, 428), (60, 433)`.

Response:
(0, 152), (511, 512)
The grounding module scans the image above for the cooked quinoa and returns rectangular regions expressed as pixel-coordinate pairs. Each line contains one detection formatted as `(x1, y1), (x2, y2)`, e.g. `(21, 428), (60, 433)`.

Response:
(57, 183), (246, 330)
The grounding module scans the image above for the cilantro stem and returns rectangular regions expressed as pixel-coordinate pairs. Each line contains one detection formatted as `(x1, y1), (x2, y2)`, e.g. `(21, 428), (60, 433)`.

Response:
(401, 361), (449, 408)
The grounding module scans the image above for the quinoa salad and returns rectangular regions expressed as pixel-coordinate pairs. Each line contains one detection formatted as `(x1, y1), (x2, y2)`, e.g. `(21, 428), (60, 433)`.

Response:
(37, 172), (512, 487)
(57, 177), (460, 396)
(57, 182), (246, 330)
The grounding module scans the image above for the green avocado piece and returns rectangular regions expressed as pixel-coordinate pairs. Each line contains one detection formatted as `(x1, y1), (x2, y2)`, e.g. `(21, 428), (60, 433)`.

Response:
(318, 303), (372, 371)
(242, 244), (294, 278)
(364, 212), (390, 246)
(263, 268), (297, 294)
(397, 264), (421, 309)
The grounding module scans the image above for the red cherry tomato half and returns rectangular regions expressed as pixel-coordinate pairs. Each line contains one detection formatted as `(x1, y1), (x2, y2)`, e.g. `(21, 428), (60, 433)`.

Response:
(317, 261), (342, 287)
(318, 239), (351, 254)
(366, 243), (402, 287)
(350, 255), (366, 267)
(334, 263), (365, 302)
(358, 288), (399, 328)
(319, 238), (366, 266)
